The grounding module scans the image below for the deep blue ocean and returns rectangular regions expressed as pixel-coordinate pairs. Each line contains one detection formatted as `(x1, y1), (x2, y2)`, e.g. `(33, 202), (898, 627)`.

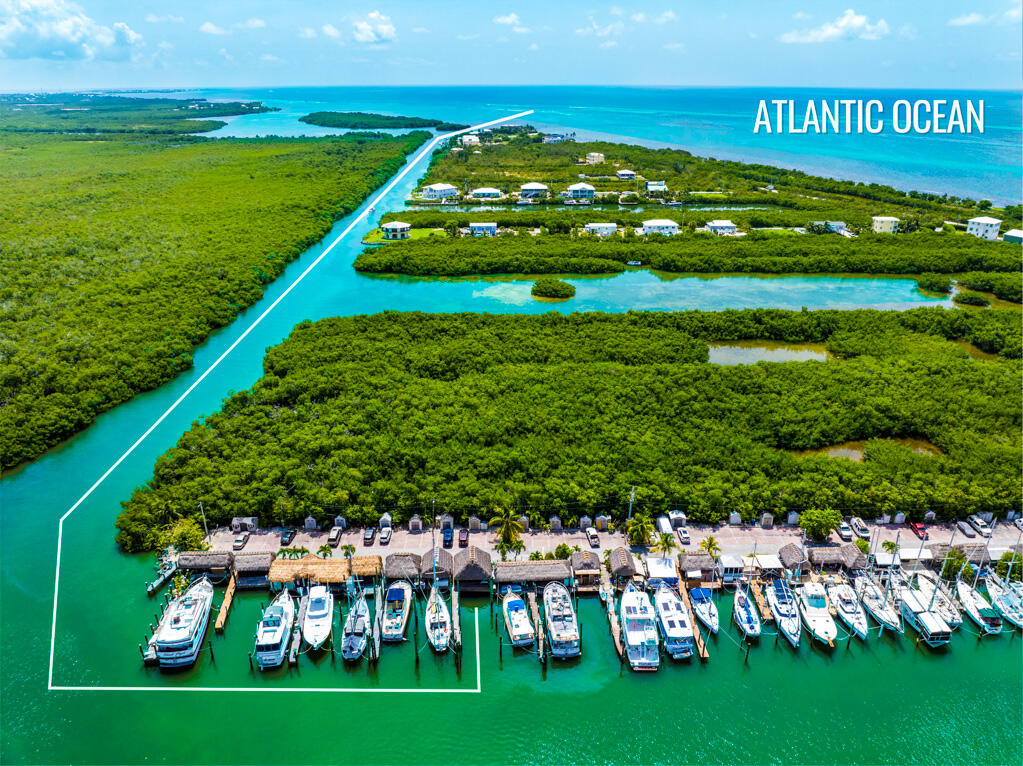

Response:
(137, 85), (1021, 205)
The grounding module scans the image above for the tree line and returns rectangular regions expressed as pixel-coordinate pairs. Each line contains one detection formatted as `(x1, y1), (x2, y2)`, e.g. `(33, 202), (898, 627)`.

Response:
(300, 111), (469, 131)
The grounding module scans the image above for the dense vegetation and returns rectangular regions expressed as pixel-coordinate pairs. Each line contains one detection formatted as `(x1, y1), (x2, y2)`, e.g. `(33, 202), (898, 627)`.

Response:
(956, 272), (1023, 303)
(115, 309), (1022, 551)
(952, 291), (991, 307)
(0, 97), (430, 468)
(300, 111), (468, 131)
(531, 278), (576, 299)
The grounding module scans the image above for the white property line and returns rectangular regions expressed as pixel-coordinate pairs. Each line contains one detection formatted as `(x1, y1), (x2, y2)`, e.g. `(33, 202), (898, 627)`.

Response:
(47, 110), (533, 691)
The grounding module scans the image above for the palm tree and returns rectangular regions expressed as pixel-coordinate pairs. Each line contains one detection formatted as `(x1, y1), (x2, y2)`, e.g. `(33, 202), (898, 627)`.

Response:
(317, 544), (333, 559)
(340, 544), (355, 564)
(488, 507), (523, 546)
(699, 535), (722, 560)
(651, 531), (677, 556)
(511, 539), (526, 560)
(295, 546), (310, 558)
(881, 540), (899, 555)
(625, 512), (655, 547)
(495, 540), (512, 562)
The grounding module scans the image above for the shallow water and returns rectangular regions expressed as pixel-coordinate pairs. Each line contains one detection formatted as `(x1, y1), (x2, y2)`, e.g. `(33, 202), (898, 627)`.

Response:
(792, 438), (944, 462)
(707, 341), (832, 364)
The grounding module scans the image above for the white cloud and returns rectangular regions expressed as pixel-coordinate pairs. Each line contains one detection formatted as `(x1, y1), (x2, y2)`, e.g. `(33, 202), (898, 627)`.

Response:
(610, 6), (624, 16)
(157, 40), (173, 49)
(352, 11), (396, 43)
(528, 42), (538, 50)
(199, 21), (228, 35)
(512, 25), (530, 33)
(217, 47), (233, 62)
(599, 39), (617, 48)
(947, 12), (986, 26)
(1005, 2), (1022, 22)
(493, 13), (521, 25)
(663, 41), (684, 50)
(654, 10), (677, 23)
(235, 18), (265, 30)
(792, 11), (810, 20)
(779, 9), (890, 43)
(145, 14), (183, 24)
(321, 23), (340, 38)
(412, 26), (430, 34)
(576, 18), (625, 37)
(0, 0), (143, 60)
(631, 12), (646, 22)
(259, 53), (279, 61)
(298, 27), (317, 39)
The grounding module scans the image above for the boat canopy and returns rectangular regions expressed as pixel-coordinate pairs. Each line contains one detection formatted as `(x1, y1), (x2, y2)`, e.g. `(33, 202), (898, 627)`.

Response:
(690, 588), (711, 599)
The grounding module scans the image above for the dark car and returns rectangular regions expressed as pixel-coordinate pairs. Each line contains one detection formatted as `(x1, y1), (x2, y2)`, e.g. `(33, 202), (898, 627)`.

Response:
(442, 528), (454, 548)
(909, 521), (928, 540)
(363, 527), (376, 545)
(280, 529), (296, 545)
(458, 528), (469, 547)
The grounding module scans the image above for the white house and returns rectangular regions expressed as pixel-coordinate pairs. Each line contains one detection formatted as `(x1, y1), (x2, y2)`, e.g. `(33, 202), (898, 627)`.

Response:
(966, 216), (1002, 241)
(616, 169), (636, 180)
(471, 187), (502, 199)
(642, 219), (679, 236)
(1003, 228), (1023, 244)
(460, 134), (480, 146)
(422, 182), (459, 200)
(381, 221), (411, 240)
(585, 152), (605, 164)
(810, 220), (847, 234)
(707, 219), (738, 236)
(566, 182), (595, 199)
(468, 222), (497, 237)
(542, 133), (566, 144)
(645, 180), (668, 193)
(871, 215), (900, 233)
(584, 222), (618, 237)
(519, 182), (549, 199)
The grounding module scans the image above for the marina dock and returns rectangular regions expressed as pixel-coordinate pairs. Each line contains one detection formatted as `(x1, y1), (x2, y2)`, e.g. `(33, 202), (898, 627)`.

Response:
(527, 591), (545, 662)
(751, 580), (773, 622)
(214, 572), (237, 633)
(600, 576), (624, 660)
(679, 584), (710, 661)
(451, 588), (462, 650)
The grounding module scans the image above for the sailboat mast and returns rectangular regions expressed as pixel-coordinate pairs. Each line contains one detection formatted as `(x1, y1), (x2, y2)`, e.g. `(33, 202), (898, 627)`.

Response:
(928, 526), (955, 612)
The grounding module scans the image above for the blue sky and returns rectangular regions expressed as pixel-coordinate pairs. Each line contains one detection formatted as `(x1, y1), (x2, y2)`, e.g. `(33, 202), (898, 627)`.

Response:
(1, 1), (1021, 90)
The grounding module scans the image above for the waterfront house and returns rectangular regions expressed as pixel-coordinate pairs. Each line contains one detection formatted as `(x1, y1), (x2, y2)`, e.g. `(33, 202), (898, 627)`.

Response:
(642, 219), (680, 236)
(1003, 228), (1023, 244)
(178, 550), (233, 578)
(966, 216), (1002, 241)
(520, 182), (549, 199)
(453, 546), (492, 592)
(492, 560), (572, 588)
(422, 182), (459, 200)
(809, 220), (847, 234)
(677, 552), (715, 583)
(420, 547), (453, 587)
(233, 552), (274, 589)
(707, 219), (738, 236)
(584, 222), (618, 237)
(230, 517), (257, 533)
(645, 180), (667, 193)
(566, 182), (595, 199)
(609, 547), (638, 584)
(470, 186), (502, 199)
(468, 221), (498, 237)
(871, 215), (900, 233)
(616, 169), (636, 180)
(570, 550), (601, 592)
(542, 133), (566, 144)
(384, 552), (422, 583)
(460, 134), (480, 146)
(381, 221), (412, 240)
(585, 152), (605, 164)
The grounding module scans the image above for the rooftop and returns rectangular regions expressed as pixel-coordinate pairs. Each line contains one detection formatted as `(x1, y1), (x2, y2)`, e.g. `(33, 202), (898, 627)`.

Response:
(492, 559), (571, 584)
(642, 219), (678, 227)
(969, 216), (1002, 225)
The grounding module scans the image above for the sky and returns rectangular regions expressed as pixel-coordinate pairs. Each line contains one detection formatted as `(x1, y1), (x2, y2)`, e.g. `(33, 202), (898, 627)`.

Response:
(1, 0), (1021, 91)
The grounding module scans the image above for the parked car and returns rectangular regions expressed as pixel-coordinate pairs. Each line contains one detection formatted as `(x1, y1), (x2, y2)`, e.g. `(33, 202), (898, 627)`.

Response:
(329, 526), (343, 547)
(458, 528), (469, 547)
(837, 521), (854, 541)
(967, 514), (992, 538)
(850, 517), (869, 539)
(442, 528), (454, 548)
(1015, 517), (1023, 532)
(956, 520), (976, 539)
(279, 529), (296, 545)
(379, 526), (392, 545)
(585, 527), (600, 547)
(362, 526), (376, 545)
(676, 527), (691, 546)
(909, 522), (927, 540)
(232, 532), (250, 550)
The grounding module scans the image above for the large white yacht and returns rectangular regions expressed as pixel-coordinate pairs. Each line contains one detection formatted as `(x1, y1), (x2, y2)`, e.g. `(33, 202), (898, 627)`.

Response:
(154, 578), (214, 668)
(254, 590), (295, 670)
(765, 579), (801, 647)
(381, 581), (413, 642)
(653, 584), (694, 659)
(827, 582), (869, 640)
(502, 590), (536, 648)
(543, 582), (581, 659)
(620, 582), (659, 670)
(796, 582), (838, 645)
(301, 585), (334, 650)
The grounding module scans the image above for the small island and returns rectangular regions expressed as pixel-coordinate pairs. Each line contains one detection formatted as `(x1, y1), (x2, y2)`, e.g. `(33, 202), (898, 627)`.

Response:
(531, 277), (576, 299)
(299, 111), (469, 131)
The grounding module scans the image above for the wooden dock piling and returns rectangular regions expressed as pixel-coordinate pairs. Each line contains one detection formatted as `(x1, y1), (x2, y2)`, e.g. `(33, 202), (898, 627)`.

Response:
(527, 591), (545, 662)
(451, 588), (462, 651)
(214, 572), (236, 633)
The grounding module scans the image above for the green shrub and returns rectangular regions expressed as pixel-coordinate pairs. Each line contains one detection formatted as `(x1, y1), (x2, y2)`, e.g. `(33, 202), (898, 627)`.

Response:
(531, 278), (576, 299)
(953, 291), (991, 307)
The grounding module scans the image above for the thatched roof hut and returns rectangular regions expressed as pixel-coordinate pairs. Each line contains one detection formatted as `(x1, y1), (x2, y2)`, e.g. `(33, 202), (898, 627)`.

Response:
(677, 552), (715, 578)
(420, 547), (453, 581)
(609, 547), (636, 579)
(384, 552), (422, 581)
(840, 543), (867, 570)
(268, 554), (380, 585)
(233, 552), (274, 573)
(927, 543), (994, 567)
(808, 543), (865, 571)
(570, 551), (601, 576)
(178, 551), (233, 573)
(454, 547), (492, 584)
(492, 560), (571, 585)
(778, 542), (807, 571)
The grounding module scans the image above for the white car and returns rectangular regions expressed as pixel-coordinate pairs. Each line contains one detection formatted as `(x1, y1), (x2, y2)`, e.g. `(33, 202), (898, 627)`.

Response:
(837, 521), (853, 541)
(850, 517), (869, 539)
(1015, 517), (1023, 532)
(585, 527), (600, 547)
(967, 514), (992, 538)
(676, 526), (691, 545)
(379, 526), (392, 545)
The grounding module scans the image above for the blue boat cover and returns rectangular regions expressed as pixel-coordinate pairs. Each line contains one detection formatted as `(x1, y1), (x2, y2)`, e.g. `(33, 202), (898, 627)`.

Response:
(386, 588), (404, 601)
(691, 588), (710, 599)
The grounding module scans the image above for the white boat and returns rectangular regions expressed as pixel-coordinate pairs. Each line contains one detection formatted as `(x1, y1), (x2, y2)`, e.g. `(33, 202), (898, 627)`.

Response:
(301, 585), (334, 650)
(653, 584), (694, 659)
(765, 579), (801, 648)
(254, 590), (295, 670)
(732, 588), (762, 639)
(796, 583), (838, 645)
(153, 578), (214, 668)
(425, 585), (450, 652)
(620, 582), (659, 670)
(827, 582), (869, 640)
(985, 573), (1023, 629)
(543, 582), (581, 659)
(381, 582), (413, 641)
(502, 590), (536, 648)
(689, 587), (719, 634)
(854, 574), (902, 634)
(955, 579), (1001, 635)
(341, 592), (370, 659)
(901, 589), (952, 647)
(912, 571), (962, 628)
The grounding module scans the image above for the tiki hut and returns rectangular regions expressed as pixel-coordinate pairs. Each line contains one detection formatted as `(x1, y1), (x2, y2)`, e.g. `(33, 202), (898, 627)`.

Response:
(492, 560), (571, 586)
(570, 551), (601, 591)
(233, 551), (274, 588)
(453, 546), (492, 592)
(839, 543), (868, 570)
(420, 547), (453, 583)
(609, 547), (637, 581)
(384, 552), (422, 582)
(178, 551), (233, 577)
(808, 546), (844, 571)
(778, 542), (807, 572)
(927, 543), (994, 568)
(268, 554), (381, 591)
(677, 552), (715, 582)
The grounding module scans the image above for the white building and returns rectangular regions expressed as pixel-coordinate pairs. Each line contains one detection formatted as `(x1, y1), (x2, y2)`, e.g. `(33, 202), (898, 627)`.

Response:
(585, 152), (605, 165)
(422, 182), (459, 200)
(542, 133), (566, 144)
(584, 222), (618, 237)
(519, 182), (549, 199)
(1003, 228), (1023, 244)
(966, 216), (1002, 241)
(460, 134), (480, 146)
(566, 182), (595, 199)
(642, 219), (679, 236)
(468, 222), (497, 237)
(871, 215), (900, 234)
(645, 180), (668, 193)
(707, 219), (738, 236)
(381, 221), (411, 240)
(471, 187), (502, 199)
(810, 220), (847, 233)
(616, 169), (636, 180)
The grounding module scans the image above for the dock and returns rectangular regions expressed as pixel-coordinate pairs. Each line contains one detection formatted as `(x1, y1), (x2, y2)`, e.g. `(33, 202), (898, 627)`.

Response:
(214, 572), (237, 633)
(750, 580), (773, 622)
(600, 578), (624, 659)
(679, 584), (710, 661)
(370, 584), (382, 661)
(451, 588), (462, 650)
(288, 593), (308, 664)
(528, 591), (545, 663)
(146, 561), (177, 595)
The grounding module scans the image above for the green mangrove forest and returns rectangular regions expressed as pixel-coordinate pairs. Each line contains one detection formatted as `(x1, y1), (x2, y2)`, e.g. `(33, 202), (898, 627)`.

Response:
(300, 111), (469, 131)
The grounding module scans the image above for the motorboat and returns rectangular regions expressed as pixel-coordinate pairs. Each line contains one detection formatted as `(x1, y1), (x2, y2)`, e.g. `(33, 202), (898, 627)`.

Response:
(901, 589), (952, 648)
(854, 574), (903, 634)
(765, 579), (801, 647)
(153, 578), (214, 668)
(502, 590), (536, 648)
(732, 588), (762, 639)
(796, 583), (838, 645)
(341, 592), (371, 659)
(912, 571), (962, 628)
(985, 572), (1023, 629)
(827, 582), (869, 640)
(653, 584), (694, 659)
(425, 585), (450, 652)
(301, 585), (334, 650)
(254, 590), (295, 670)
(619, 582), (659, 670)
(381, 582), (413, 642)
(955, 579), (1001, 635)
(689, 588), (719, 634)
(543, 582), (581, 659)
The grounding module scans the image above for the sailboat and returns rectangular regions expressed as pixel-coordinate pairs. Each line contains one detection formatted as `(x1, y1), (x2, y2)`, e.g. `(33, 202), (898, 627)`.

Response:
(854, 574), (902, 634)
(985, 572), (1023, 630)
(653, 584), (695, 659)
(543, 582), (581, 659)
(502, 590), (536, 647)
(254, 590), (295, 670)
(827, 581), (869, 640)
(689, 588), (719, 634)
(381, 581), (413, 641)
(955, 579), (1001, 635)
(341, 591), (371, 659)
(732, 588), (762, 639)
(765, 578), (801, 647)
(796, 582), (837, 645)
(153, 577), (214, 668)
(301, 585), (334, 650)
(425, 584), (450, 652)
(912, 571), (962, 629)
(619, 582), (659, 670)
